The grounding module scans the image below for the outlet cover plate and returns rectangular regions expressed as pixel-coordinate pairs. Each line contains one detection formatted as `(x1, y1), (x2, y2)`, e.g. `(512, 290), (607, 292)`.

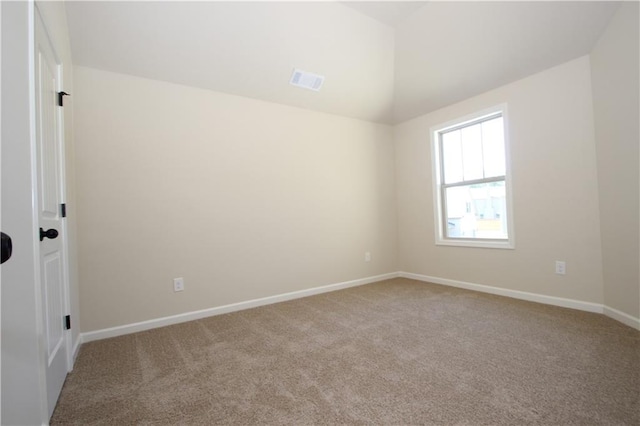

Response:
(174, 277), (185, 292)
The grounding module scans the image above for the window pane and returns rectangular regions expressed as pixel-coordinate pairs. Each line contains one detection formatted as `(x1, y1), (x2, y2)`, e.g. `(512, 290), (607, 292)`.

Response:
(461, 123), (483, 181)
(442, 130), (463, 184)
(481, 117), (505, 178)
(444, 181), (508, 239)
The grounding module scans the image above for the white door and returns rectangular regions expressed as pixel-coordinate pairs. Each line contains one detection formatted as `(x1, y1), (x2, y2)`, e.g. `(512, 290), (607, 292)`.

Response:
(35, 8), (70, 418)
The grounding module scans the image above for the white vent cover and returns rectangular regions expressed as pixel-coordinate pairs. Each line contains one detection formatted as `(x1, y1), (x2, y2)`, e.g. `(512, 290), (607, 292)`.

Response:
(289, 68), (324, 92)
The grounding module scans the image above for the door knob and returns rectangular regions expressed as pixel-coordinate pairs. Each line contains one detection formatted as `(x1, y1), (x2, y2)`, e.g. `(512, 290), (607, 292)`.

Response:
(39, 228), (59, 241)
(1, 232), (12, 264)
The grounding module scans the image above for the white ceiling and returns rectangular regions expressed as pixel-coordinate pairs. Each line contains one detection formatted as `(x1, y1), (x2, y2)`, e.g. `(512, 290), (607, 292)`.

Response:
(393, 1), (620, 122)
(65, 1), (620, 124)
(340, 1), (427, 27)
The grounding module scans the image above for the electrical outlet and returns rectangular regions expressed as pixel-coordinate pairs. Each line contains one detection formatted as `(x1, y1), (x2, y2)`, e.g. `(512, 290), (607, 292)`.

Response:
(555, 261), (566, 275)
(365, 252), (371, 262)
(173, 277), (184, 292)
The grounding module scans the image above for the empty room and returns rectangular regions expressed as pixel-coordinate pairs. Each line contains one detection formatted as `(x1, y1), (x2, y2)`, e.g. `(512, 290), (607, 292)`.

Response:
(1, 0), (638, 424)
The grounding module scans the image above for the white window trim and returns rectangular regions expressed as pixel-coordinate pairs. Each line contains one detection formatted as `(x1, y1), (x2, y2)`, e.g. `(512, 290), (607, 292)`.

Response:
(430, 103), (515, 249)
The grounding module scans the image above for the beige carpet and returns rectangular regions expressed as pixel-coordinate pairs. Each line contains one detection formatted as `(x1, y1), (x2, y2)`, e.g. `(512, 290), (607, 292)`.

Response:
(52, 278), (639, 425)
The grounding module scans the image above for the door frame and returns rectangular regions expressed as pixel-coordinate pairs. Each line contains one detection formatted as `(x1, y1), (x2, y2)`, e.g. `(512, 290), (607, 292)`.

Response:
(35, 2), (73, 375)
(33, 1), (74, 413)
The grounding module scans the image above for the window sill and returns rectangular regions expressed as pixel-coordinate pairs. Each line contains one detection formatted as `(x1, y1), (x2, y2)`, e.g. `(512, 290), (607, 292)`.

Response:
(435, 239), (514, 250)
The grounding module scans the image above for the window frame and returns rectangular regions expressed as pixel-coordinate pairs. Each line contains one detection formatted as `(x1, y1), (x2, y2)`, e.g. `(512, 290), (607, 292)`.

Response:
(430, 104), (515, 249)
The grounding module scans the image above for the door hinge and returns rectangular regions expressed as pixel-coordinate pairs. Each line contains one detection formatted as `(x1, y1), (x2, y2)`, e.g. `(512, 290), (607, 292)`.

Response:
(61, 203), (67, 218)
(64, 315), (71, 330)
(58, 91), (70, 107)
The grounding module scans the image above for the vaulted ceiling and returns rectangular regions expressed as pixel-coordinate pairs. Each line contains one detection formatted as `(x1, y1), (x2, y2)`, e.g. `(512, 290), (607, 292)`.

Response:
(65, 1), (620, 124)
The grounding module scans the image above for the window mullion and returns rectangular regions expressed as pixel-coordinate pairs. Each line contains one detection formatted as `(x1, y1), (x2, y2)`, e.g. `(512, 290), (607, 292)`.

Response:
(442, 175), (505, 190)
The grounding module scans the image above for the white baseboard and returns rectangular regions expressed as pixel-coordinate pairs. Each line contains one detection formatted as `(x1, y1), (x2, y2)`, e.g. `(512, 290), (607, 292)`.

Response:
(78, 270), (639, 345)
(603, 305), (640, 330)
(399, 271), (640, 330)
(71, 335), (83, 364)
(400, 272), (603, 314)
(81, 272), (400, 343)
(400, 272), (603, 312)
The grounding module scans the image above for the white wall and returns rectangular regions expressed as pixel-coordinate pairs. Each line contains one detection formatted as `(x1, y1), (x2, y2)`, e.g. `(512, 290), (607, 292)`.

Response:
(590, 2), (640, 319)
(395, 56), (604, 305)
(72, 5), (638, 337)
(73, 66), (397, 333)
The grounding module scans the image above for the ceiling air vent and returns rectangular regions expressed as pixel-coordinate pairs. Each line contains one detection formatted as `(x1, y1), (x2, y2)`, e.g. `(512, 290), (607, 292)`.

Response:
(289, 68), (324, 92)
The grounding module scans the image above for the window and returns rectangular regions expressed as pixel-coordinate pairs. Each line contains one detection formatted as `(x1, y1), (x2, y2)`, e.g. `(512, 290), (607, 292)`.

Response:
(431, 105), (514, 249)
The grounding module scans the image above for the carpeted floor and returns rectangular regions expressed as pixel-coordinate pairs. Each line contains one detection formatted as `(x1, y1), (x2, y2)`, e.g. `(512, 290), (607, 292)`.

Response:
(51, 278), (639, 425)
